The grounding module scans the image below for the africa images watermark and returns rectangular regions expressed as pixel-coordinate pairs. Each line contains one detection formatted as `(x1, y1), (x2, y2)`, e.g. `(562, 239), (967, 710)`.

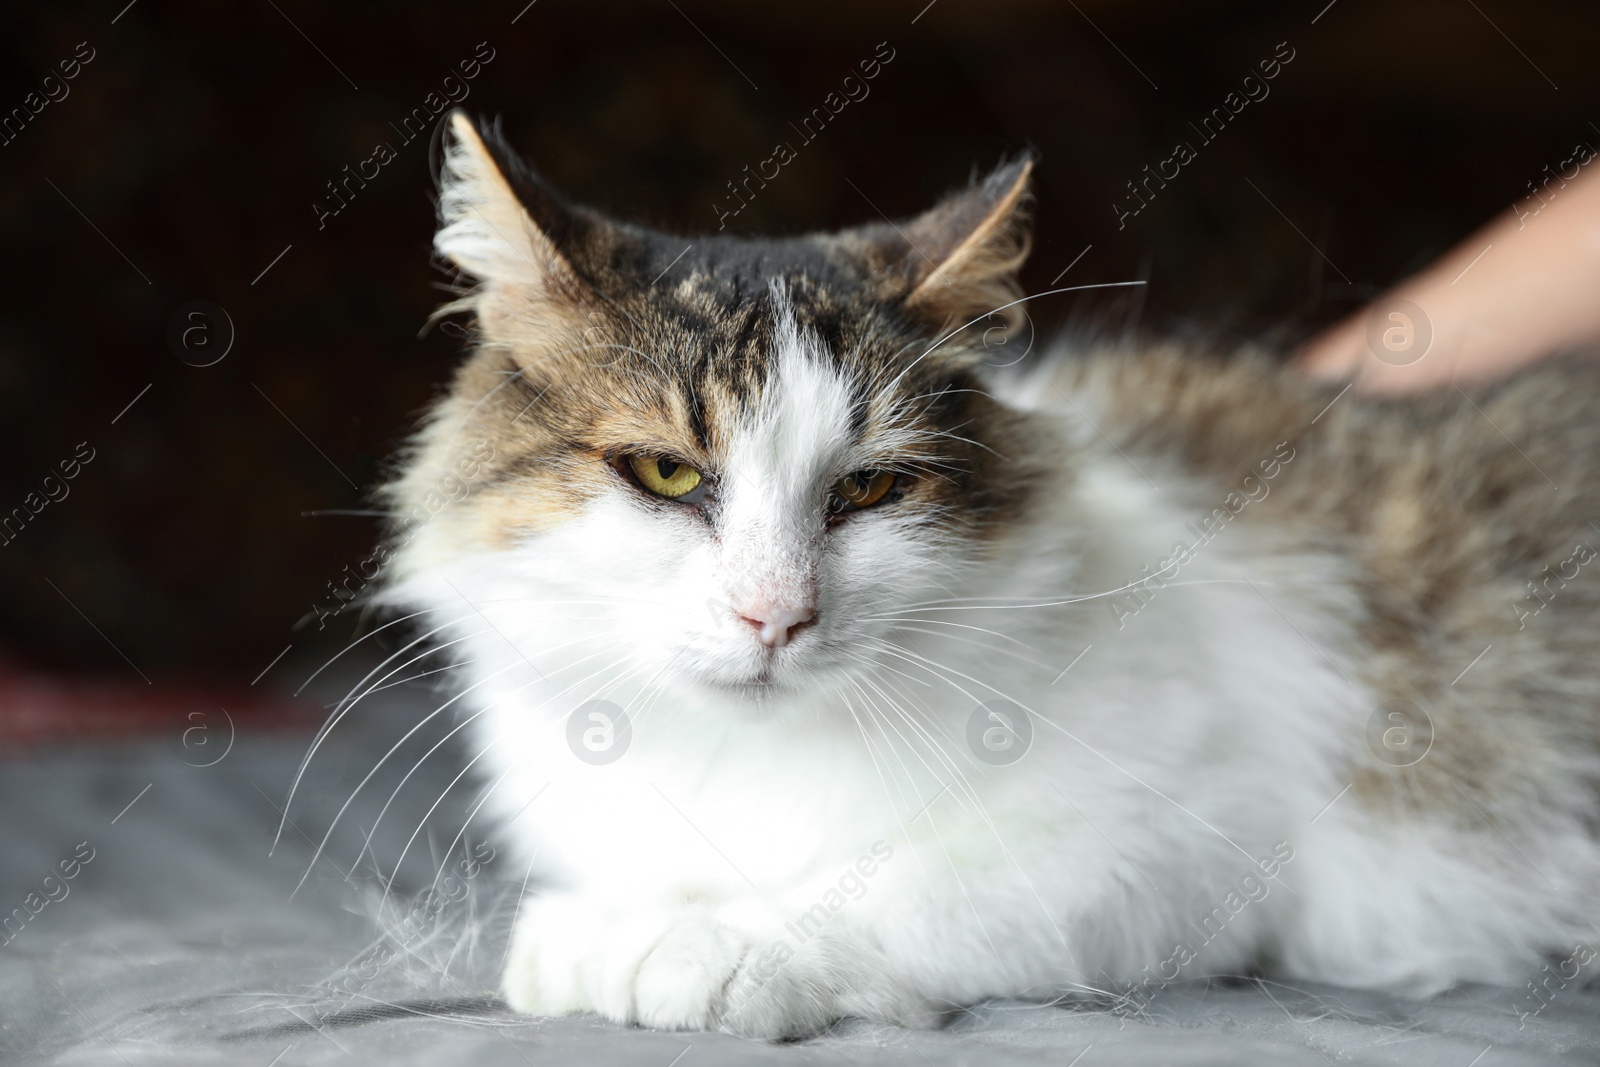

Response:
(713, 41), (896, 231)
(305, 440), (496, 630)
(723, 840), (895, 1023)
(1, 40), (96, 148)
(1512, 539), (1596, 630)
(1, 841), (97, 948)
(1, 441), (96, 548)
(1512, 940), (1598, 1028)
(1513, 131), (1597, 230)
(1113, 40), (1296, 230)
(312, 841), (497, 1018)
(1107, 441), (1296, 630)
(313, 41), (497, 230)
(1105, 840), (1296, 1014)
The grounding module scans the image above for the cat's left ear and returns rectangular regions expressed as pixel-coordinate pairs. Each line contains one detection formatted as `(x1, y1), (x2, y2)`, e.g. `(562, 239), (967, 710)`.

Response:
(870, 156), (1035, 336)
(432, 111), (603, 337)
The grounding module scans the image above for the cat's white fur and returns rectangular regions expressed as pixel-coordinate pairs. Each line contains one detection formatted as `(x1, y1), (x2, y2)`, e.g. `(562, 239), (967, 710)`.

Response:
(387, 296), (1600, 1036)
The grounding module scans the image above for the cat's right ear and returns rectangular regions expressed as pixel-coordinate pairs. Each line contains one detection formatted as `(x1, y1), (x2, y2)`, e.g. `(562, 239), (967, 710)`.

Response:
(434, 111), (594, 323)
(858, 157), (1035, 338)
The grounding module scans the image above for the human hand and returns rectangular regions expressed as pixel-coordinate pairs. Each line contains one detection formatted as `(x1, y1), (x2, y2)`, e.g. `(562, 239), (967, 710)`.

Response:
(1296, 145), (1600, 393)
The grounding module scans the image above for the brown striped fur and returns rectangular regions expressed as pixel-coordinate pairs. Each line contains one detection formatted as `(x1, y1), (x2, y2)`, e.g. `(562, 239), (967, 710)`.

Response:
(1054, 345), (1600, 830)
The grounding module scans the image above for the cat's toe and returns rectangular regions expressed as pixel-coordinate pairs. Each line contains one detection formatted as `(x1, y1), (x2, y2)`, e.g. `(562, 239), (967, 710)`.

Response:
(632, 911), (749, 1030)
(501, 898), (870, 1038)
(630, 910), (835, 1037)
(503, 894), (679, 1022)
(500, 893), (590, 1016)
(717, 956), (837, 1039)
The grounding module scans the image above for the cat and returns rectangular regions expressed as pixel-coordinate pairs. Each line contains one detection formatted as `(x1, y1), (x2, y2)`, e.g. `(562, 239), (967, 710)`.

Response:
(377, 111), (1600, 1038)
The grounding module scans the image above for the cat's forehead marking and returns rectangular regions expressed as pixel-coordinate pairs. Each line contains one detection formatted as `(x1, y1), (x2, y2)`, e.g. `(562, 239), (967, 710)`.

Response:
(641, 279), (868, 458)
(725, 289), (858, 483)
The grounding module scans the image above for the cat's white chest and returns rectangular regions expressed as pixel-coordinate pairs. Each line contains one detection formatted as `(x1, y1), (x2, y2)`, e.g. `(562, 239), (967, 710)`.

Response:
(471, 694), (924, 897)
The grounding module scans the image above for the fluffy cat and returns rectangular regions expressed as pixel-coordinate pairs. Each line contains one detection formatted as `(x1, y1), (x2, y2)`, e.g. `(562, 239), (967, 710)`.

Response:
(378, 111), (1600, 1038)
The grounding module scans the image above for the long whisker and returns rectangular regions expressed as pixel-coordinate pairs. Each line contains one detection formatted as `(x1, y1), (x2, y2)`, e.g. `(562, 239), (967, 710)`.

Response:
(361, 660), (471, 696)
(331, 632), (480, 715)
(886, 281), (1148, 393)
(867, 672), (1079, 971)
(852, 672), (966, 809)
(295, 608), (431, 696)
(862, 687), (1016, 980)
(840, 678), (937, 887)
(852, 670), (993, 831)
(837, 645), (934, 690)
(878, 577), (1264, 614)
(288, 658), (526, 899)
(877, 623), (1055, 672)
(424, 763), (514, 900)
(871, 637), (1292, 892)
(338, 632), (636, 898)
(275, 619), (483, 855)
(377, 738), (501, 917)
(865, 614), (1040, 651)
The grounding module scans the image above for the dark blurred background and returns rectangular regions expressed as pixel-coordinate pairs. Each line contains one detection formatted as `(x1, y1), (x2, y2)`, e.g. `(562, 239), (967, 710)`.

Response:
(0, 0), (1592, 693)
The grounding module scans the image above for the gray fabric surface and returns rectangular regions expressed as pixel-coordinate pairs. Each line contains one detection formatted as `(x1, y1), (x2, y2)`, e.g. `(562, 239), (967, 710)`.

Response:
(2, 696), (1597, 1066)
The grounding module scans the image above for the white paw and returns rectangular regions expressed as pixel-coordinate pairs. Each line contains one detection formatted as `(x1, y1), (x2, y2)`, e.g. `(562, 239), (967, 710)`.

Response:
(501, 893), (929, 1038)
(631, 910), (750, 1030)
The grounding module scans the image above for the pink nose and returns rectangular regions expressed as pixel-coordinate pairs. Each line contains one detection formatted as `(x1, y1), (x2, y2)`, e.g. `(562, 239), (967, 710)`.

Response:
(738, 603), (816, 648)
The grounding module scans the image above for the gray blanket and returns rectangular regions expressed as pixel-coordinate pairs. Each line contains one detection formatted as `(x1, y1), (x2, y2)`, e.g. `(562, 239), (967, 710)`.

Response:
(3, 694), (1595, 1066)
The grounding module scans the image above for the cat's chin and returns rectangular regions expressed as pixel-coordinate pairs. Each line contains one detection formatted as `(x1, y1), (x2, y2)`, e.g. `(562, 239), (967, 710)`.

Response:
(692, 672), (790, 702)
(689, 671), (879, 723)
(681, 663), (840, 712)
(671, 644), (813, 702)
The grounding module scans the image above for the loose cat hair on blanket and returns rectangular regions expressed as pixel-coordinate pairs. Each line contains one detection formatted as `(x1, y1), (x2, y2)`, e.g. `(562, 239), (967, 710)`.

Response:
(378, 109), (1600, 1037)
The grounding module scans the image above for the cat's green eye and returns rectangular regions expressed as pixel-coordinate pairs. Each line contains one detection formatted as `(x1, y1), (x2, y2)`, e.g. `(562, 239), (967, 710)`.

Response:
(625, 453), (705, 501)
(831, 469), (896, 513)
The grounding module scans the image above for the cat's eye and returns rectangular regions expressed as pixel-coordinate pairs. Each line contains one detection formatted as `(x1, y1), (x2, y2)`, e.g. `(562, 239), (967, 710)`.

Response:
(625, 453), (706, 502)
(830, 469), (897, 514)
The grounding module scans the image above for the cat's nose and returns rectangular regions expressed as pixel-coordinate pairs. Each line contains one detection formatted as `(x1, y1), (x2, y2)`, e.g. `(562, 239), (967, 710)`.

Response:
(738, 603), (816, 648)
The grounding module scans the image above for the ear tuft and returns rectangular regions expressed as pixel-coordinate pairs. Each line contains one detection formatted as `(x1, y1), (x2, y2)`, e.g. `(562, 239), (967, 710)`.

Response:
(899, 156), (1035, 335)
(434, 110), (575, 295)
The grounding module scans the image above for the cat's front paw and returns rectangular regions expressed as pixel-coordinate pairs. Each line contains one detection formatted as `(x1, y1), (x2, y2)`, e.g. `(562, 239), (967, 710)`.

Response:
(632, 909), (817, 1035)
(502, 893), (923, 1039)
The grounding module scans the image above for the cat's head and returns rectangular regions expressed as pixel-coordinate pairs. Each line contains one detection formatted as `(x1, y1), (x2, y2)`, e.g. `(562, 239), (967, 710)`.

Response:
(383, 112), (1057, 708)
